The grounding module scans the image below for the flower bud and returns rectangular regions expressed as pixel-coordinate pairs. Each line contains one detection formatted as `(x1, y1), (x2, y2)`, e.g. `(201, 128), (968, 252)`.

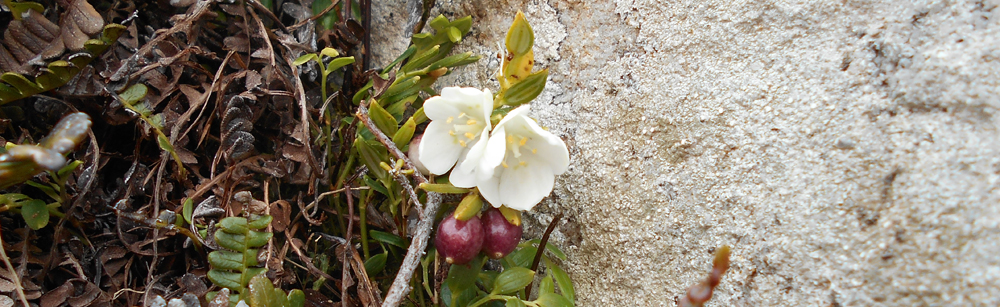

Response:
(408, 134), (430, 175)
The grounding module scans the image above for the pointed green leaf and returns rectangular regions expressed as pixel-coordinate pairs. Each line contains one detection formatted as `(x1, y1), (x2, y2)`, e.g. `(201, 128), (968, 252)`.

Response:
(156, 134), (174, 153)
(533, 293), (573, 307)
(293, 53), (318, 66)
(182, 198), (193, 225)
(364, 253), (387, 277)
(383, 45), (416, 72)
(0, 73), (42, 94)
(325, 56), (356, 74)
(451, 16), (473, 34)
(392, 117), (416, 148)
(506, 298), (528, 307)
(492, 267), (534, 295)
(505, 11), (535, 55)
(367, 100), (398, 136)
(539, 274), (555, 295)
(354, 138), (389, 182)
(503, 69), (548, 107)
(545, 258), (575, 301)
(21, 199), (48, 230)
(245, 230), (272, 248)
(369, 230), (408, 249)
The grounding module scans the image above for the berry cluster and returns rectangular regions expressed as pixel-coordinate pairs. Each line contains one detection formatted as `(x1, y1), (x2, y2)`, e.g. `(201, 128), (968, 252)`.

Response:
(434, 207), (523, 264)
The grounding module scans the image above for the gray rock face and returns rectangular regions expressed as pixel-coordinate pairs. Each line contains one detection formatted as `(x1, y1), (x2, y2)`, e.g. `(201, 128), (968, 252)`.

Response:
(373, 0), (1000, 305)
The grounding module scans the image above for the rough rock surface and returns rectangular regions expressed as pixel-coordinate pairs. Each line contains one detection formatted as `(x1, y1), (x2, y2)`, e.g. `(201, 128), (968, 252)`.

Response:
(373, 0), (1000, 305)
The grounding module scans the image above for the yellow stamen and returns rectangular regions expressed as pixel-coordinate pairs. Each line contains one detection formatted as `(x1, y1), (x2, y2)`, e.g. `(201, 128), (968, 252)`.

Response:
(466, 119), (477, 125)
(449, 130), (456, 136)
(519, 161), (527, 166)
(459, 140), (467, 147)
(532, 149), (538, 154)
(507, 135), (514, 143)
(502, 161), (509, 168)
(519, 137), (527, 146)
(446, 116), (454, 124)
(464, 132), (475, 139)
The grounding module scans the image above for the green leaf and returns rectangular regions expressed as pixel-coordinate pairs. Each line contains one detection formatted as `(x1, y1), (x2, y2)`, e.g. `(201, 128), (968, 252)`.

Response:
(505, 11), (535, 55)
(391, 117), (416, 148)
(208, 250), (247, 271)
(287, 289), (305, 307)
(383, 46), (416, 73)
(533, 293), (573, 307)
(369, 230), (408, 249)
(429, 15), (450, 31)
(320, 47), (340, 58)
(367, 100), (398, 136)
(504, 245), (537, 269)
(293, 53), (318, 66)
(506, 298), (528, 307)
(311, 0), (338, 30)
(354, 138), (389, 182)
(325, 56), (356, 74)
(220, 216), (250, 234)
(21, 199), (48, 230)
(207, 270), (243, 290)
(248, 214), (273, 230)
(0, 73), (42, 94)
(524, 239), (567, 261)
(445, 255), (486, 295)
(545, 258), (575, 301)
(364, 253), (387, 276)
(119, 83), (148, 105)
(446, 26), (463, 43)
(182, 198), (193, 225)
(503, 69), (548, 107)
(492, 267), (534, 295)
(539, 274), (555, 296)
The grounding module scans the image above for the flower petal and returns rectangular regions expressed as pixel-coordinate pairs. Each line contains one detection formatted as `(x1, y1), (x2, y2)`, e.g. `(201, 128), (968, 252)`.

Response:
(478, 126), (507, 180)
(521, 120), (569, 175)
(477, 169), (503, 208)
(422, 95), (462, 121)
(497, 161), (554, 211)
(418, 121), (463, 174)
(480, 88), (494, 123)
(494, 104), (531, 129)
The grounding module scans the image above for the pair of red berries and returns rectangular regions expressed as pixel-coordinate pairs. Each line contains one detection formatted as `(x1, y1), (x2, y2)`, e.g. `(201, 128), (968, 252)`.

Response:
(435, 207), (522, 265)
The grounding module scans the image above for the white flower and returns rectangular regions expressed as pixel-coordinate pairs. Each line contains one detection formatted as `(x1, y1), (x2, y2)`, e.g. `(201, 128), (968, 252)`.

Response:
(417, 87), (493, 187)
(476, 105), (569, 211)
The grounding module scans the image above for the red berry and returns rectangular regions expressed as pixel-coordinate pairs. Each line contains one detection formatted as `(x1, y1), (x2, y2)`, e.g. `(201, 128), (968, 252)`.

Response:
(481, 207), (522, 259)
(435, 214), (484, 265)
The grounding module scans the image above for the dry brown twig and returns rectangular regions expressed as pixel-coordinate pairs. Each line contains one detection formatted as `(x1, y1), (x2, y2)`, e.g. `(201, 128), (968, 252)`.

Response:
(356, 103), (441, 307)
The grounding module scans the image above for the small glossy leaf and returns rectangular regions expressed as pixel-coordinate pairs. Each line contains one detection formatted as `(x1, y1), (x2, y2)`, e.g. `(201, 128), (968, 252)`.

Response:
(492, 267), (534, 295)
(545, 258), (575, 301)
(247, 214), (273, 230)
(287, 289), (305, 307)
(320, 47), (339, 58)
(505, 11), (534, 55)
(119, 83), (148, 105)
(325, 56), (356, 74)
(21, 199), (48, 230)
(208, 250), (246, 271)
(367, 100), (398, 136)
(354, 138), (389, 182)
(539, 274), (555, 295)
(207, 270), (243, 290)
(446, 27), (462, 43)
(533, 293), (573, 307)
(364, 253), (387, 276)
(369, 230), (408, 249)
(392, 117), (416, 148)
(156, 134), (175, 153)
(401, 45), (440, 72)
(219, 217), (249, 234)
(504, 69), (548, 107)
(525, 239), (567, 260)
(505, 246), (536, 269)
(453, 193), (483, 221)
(429, 15), (450, 31)
(182, 198), (193, 225)
(292, 53), (318, 66)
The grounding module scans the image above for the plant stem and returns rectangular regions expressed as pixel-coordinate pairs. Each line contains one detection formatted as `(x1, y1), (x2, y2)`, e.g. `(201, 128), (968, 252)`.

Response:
(524, 213), (563, 299)
(0, 226), (32, 307)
